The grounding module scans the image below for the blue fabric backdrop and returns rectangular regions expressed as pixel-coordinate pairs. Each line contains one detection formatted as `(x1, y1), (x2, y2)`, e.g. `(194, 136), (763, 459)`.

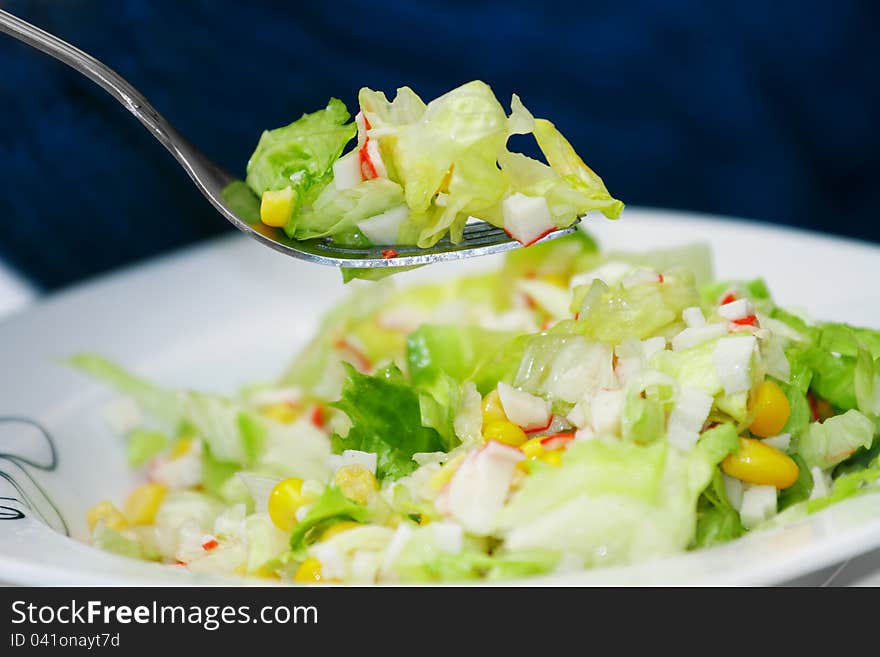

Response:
(1, 0), (878, 290)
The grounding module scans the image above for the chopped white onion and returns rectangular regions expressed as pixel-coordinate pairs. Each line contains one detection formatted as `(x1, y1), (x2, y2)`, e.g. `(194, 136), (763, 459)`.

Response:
(591, 389), (625, 436)
(497, 382), (551, 431)
(718, 298), (755, 321)
(569, 261), (633, 289)
(682, 306), (707, 328)
(713, 336), (757, 395)
(739, 485), (777, 529)
(666, 387), (714, 450)
(762, 433), (791, 452)
(431, 522), (464, 554)
(723, 474), (744, 511)
(502, 193), (556, 246)
(671, 323), (727, 351)
(332, 150), (361, 190)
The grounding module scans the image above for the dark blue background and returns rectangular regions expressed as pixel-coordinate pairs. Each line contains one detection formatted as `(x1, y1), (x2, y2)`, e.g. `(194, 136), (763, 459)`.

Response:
(1, 0), (878, 291)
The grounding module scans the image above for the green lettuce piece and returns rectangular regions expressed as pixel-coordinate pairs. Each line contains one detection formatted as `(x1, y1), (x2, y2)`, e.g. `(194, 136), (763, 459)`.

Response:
(92, 526), (147, 560)
(331, 364), (446, 480)
(778, 454), (813, 511)
(417, 372), (463, 449)
(532, 117), (624, 220)
(498, 149), (617, 229)
(775, 378), (811, 438)
(621, 391), (665, 444)
(406, 324), (518, 388)
(497, 438), (721, 566)
(807, 455), (880, 514)
(693, 469), (745, 549)
(854, 344), (880, 415)
(801, 347), (857, 410)
(576, 272), (696, 343)
(201, 444), (241, 499)
(245, 97), (355, 206)
(178, 392), (261, 466)
(395, 545), (560, 583)
(795, 409), (875, 470)
(652, 338), (722, 397)
(69, 354), (179, 424)
(818, 323), (880, 359)
(291, 177), (404, 240)
(127, 429), (168, 467)
(341, 265), (421, 283)
(288, 486), (371, 552)
(691, 427), (746, 549)
(833, 433), (880, 478)
(769, 307), (819, 343)
(697, 423), (740, 463)
(359, 86), (427, 131)
(512, 333), (612, 404)
(385, 81), (510, 245)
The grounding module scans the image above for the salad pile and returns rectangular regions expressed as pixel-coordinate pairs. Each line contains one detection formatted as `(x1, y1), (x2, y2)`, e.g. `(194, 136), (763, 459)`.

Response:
(76, 232), (880, 583)
(225, 81), (623, 279)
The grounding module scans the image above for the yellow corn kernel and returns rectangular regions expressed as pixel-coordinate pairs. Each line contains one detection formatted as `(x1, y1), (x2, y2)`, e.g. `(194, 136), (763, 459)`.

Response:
(483, 420), (528, 447)
(320, 520), (361, 542)
(169, 437), (193, 460)
(520, 436), (545, 459)
(262, 402), (299, 424)
(86, 500), (128, 532)
(260, 187), (295, 227)
(334, 465), (378, 505)
(722, 437), (799, 489)
(541, 273), (568, 289)
(540, 451), (563, 467)
(123, 483), (167, 526)
(749, 380), (791, 438)
(268, 477), (305, 532)
(294, 557), (323, 584)
(481, 389), (507, 425)
(251, 564), (280, 580)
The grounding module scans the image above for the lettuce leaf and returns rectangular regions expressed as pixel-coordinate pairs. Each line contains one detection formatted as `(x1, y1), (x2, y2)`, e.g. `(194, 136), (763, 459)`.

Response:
(795, 409), (875, 470)
(330, 364), (446, 480)
(288, 486), (372, 552)
(127, 429), (168, 467)
(406, 324), (518, 388)
(532, 118), (624, 220)
(693, 469), (745, 549)
(245, 97), (355, 206)
(69, 353), (179, 424)
(778, 454), (813, 511)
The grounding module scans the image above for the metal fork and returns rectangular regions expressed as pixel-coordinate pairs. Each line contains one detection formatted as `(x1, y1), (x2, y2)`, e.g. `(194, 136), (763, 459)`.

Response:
(0, 9), (580, 269)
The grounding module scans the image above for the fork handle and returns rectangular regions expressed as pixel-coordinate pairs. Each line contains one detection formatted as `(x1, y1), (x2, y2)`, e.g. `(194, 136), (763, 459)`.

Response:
(0, 9), (228, 185)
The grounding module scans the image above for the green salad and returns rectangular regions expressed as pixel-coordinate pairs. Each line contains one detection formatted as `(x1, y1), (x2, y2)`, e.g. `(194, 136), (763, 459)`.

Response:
(76, 231), (880, 583)
(225, 80), (623, 280)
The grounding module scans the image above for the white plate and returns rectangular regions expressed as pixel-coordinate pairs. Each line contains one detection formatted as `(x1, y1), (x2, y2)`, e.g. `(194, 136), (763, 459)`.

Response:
(1, 207), (878, 586)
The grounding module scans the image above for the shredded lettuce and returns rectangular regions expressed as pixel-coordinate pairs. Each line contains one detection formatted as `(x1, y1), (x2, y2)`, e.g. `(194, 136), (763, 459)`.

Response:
(246, 98), (355, 210)
(288, 486), (372, 553)
(331, 364), (447, 481)
(126, 429), (168, 467)
(795, 409), (875, 470)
